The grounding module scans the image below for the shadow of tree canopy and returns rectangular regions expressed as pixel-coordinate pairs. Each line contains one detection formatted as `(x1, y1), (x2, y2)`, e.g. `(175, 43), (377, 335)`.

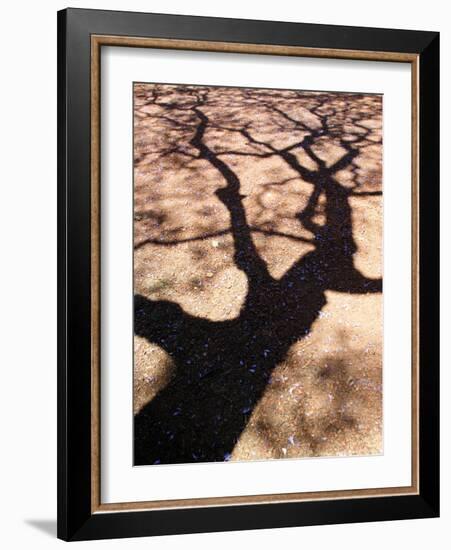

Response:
(133, 84), (382, 465)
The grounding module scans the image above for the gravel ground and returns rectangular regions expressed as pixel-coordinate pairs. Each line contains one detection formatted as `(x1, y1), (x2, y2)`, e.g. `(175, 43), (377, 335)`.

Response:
(133, 84), (383, 465)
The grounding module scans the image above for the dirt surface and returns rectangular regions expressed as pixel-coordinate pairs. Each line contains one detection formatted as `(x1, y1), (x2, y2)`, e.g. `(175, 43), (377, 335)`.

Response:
(133, 84), (383, 465)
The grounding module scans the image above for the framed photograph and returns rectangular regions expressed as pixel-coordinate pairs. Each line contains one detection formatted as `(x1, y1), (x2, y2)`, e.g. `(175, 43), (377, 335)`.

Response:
(57, 8), (439, 541)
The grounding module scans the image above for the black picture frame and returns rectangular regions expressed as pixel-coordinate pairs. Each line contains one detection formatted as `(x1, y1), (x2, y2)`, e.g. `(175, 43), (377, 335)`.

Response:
(57, 7), (439, 541)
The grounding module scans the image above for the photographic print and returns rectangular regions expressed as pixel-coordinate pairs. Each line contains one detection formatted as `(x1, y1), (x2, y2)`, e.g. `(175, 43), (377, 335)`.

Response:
(58, 11), (439, 539)
(133, 83), (383, 466)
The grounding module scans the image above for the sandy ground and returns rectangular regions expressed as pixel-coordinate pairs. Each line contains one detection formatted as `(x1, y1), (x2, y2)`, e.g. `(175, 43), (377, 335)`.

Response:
(133, 84), (383, 464)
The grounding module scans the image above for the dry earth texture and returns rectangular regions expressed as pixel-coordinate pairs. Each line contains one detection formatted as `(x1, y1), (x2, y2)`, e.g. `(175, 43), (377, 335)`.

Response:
(133, 83), (383, 466)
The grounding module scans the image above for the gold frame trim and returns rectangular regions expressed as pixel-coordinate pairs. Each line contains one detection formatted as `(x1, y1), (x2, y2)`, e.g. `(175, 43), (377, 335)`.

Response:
(90, 35), (420, 514)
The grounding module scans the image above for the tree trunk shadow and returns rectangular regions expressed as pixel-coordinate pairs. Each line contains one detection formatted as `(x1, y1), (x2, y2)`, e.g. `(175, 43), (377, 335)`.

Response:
(134, 271), (327, 465)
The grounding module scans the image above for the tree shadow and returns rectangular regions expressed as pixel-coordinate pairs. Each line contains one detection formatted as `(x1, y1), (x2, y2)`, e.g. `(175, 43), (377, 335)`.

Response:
(133, 85), (382, 465)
